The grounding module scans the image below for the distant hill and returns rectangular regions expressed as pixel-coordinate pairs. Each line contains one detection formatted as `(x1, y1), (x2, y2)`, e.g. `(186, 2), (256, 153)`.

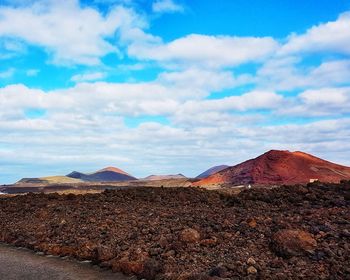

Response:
(17, 176), (82, 185)
(17, 167), (137, 185)
(95, 167), (132, 176)
(65, 171), (86, 180)
(66, 167), (137, 182)
(196, 165), (229, 179)
(143, 174), (187, 181)
(194, 150), (350, 186)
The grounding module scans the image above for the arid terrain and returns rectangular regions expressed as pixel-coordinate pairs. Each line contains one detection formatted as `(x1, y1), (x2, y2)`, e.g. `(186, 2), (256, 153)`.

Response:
(195, 150), (350, 187)
(0, 178), (192, 194)
(4, 150), (350, 195)
(0, 181), (349, 279)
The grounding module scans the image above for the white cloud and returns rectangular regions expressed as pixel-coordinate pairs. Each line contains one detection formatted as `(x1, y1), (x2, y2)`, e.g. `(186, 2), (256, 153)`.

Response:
(1, 81), (350, 183)
(71, 72), (106, 82)
(280, 12), (350, 55)
(128, 34), (279, 68)
(26, 69), (40, 76)
(0, 39), (24, 59)
(0, 76), (281, 128)
(0, 0), (145, 65)
(278, 87), (350, 117)
(93, 0), (134, 4)
(301, 88), (349, 105)
(256, 58), (350, 91)
(176, 91), (284, 116)
(1, 94), (349, 183)
(116, 63), (149, 71)
(152, 0), (184, 14)
(157, 68), (239, 92)
(0, 68), (15, 79)
(309, 60), (350, 85)
(1, 0), (36, 6)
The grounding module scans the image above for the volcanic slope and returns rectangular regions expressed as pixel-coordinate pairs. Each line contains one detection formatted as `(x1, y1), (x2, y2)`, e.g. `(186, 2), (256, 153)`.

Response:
(17, 176), (83, 185)
(67, 167), (137, 182)
(196, 165), (229, 179)
(143, 174), (187, 181)
(195, 150), (350, 186)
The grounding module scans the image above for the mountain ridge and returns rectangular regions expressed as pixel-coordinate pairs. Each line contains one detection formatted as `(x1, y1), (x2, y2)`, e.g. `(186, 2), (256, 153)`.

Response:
(194, 150), (350, 186)
(66, 166), (137, 182)
(196, 165), (229, 179)
(17, 166), (137, 184)
(143, 174), (187, 181)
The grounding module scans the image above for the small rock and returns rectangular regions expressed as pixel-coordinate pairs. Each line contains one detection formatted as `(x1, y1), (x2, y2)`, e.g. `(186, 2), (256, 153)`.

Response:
(224, 263), (236, 271)
(208, 266), (228, 277)
(248, 219), (257, 228)
(340, 229), (350, 238)
(247, 266), (257, 274)
(158, 235), (168, 248)
(139, 258), (162, 280)
(97, 245), (114, 262)
(149, 248), (162, 256)
(163, 250), (175, 257)
(247, 257), (256, 265)
(112, 259), (144, 275)
(200, 237), (218, 246)
(180, 228), (201, 243)
(271, 229), (317, 258)
(269, 258), (284, 268)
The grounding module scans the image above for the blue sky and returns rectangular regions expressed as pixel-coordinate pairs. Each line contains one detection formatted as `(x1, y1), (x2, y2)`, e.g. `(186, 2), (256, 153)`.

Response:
(0, 0), (350, 183)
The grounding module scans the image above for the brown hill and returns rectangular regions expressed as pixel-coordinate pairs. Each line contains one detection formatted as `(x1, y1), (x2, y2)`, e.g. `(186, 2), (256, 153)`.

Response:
(67, 167), (137, 182)
(194, 150), (350, 186)
(143, 174), (187, 181)
(96, 167), (132, 177)
(17, 176), (82, 185)
(196, 165), (229, 179)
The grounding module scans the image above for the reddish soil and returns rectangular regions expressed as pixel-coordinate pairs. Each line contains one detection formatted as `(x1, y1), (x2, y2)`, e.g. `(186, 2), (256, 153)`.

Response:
(0, 181), (349, 279)
(195, 150), (350, 186)
(97, 167), (133, 176)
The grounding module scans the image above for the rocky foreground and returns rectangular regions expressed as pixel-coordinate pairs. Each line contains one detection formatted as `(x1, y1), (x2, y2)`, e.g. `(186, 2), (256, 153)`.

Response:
(0, 182), (349, 279)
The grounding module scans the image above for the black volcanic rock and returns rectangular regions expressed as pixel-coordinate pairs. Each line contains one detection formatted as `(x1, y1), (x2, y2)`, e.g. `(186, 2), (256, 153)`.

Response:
(1, 182), (349, 279)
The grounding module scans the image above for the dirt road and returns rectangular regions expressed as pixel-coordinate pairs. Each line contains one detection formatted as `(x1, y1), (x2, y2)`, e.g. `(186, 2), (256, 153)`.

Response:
(0, 244), (132, 280)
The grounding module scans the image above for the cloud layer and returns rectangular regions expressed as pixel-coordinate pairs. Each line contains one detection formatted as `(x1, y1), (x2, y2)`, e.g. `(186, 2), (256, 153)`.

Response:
(0, 0), (146, 65)
(0, 1), (350, 183)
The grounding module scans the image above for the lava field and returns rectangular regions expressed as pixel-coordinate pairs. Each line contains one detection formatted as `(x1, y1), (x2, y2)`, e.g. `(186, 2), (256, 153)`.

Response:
(0, 182), (349, 279)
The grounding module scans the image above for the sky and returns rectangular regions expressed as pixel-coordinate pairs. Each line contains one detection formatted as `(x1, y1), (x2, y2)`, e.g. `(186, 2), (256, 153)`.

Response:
(0, 0), (350, 183)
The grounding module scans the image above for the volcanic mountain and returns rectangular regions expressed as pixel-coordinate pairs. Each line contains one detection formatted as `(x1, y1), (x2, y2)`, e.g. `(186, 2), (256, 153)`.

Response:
(67, 167), (137, 182)
(143, 174), (187, 181)
(196, 165), (229, 179)
(17, 176), (82, 185)
(194, 150), (350, 186)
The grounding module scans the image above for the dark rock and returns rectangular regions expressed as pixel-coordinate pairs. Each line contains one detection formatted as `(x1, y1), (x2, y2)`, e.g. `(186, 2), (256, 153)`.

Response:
(0, 183), (349, 279)
(208, 266), (228, 277)
(271, 229), (317, 257)
(179, 228), (201, 243)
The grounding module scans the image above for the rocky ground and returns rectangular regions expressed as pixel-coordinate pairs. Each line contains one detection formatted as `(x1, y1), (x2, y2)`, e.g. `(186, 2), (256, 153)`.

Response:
(0, 181), (349, 279)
